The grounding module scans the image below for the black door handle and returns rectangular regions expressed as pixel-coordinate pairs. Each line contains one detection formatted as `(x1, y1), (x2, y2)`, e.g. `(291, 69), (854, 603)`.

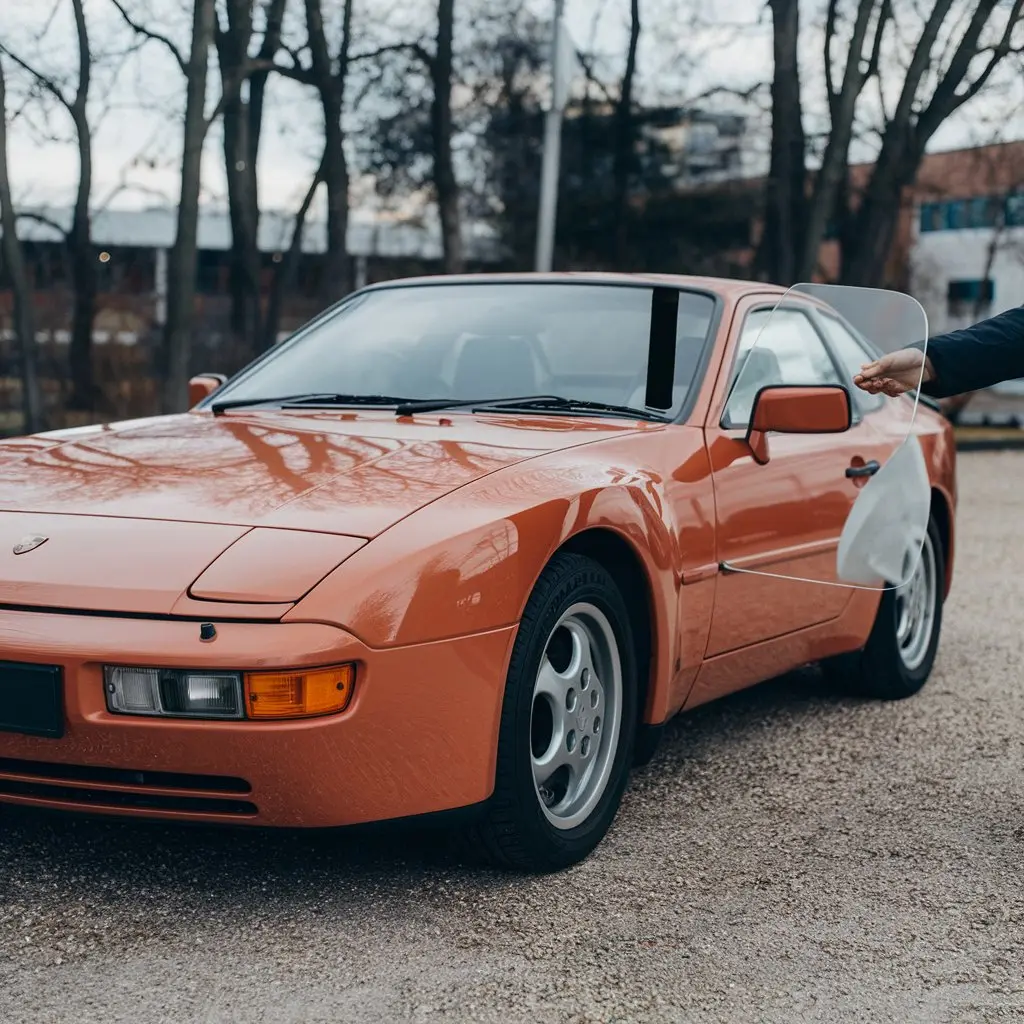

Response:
(846, 460), (880, 478)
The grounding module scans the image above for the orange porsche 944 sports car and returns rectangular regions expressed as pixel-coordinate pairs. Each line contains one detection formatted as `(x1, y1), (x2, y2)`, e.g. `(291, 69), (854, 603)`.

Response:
(0, 274), (956, 870)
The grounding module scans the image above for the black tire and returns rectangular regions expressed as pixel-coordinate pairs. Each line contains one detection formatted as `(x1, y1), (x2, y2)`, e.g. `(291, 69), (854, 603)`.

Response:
(826, 514), (945, 700)
(466, 552), (638, 872)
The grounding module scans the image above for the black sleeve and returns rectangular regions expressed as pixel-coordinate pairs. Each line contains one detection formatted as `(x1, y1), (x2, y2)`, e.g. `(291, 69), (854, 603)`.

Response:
(916, 304), (1024, 398)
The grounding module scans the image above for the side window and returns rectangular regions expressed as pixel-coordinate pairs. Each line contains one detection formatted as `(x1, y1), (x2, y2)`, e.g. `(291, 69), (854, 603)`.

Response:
(723, 307), (843, 427)
(815, 311), (885, 414)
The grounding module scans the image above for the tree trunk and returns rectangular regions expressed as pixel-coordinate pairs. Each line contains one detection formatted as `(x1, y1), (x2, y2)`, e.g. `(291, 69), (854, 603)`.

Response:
(249, 0), (286, 156)
(222, 95), (261, 346)
(217, 0), (262, 354)
(0, 61), (44, 434)
(839, 129), (920, 287)
(321, 98), (350, 300)
(163, 0), (216, 414)
(67, 0), (96, 412)
(612, 0), (640, 268)
(432, 0), (463, 273)
(795, 0), (886, 281)
(263, 156), (324, 352)
(755, 0), (805, 285)
(303, 0), (352, 303)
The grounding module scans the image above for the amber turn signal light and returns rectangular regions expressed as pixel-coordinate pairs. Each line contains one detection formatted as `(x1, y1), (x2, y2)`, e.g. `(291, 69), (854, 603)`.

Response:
(244, 664), (355, 719)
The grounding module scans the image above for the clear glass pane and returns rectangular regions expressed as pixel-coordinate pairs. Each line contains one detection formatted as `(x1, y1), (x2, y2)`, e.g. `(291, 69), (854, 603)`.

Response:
(723, 283), (931, 591)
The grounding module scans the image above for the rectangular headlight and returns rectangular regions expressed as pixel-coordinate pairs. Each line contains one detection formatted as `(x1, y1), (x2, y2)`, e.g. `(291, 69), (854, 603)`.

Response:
(104, 667), (244, 720)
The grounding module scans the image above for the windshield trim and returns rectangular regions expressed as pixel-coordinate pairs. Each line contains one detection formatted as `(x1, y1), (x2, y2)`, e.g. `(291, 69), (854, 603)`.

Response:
(197, 279), (725, 425)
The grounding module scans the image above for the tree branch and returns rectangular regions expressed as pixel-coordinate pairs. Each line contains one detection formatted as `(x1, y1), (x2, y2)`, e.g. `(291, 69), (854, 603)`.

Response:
(107, 0), (187, 73)
(203, 56), (279, 130)
(350, 41), (434, 72)
(920, 0), (1023, 139)
(824, 0), (839, 116)
(0, 44), (70, 112)
(575, 49), (614, 104)
(865, 0), (891, 78)
(270, 56), (315, 86)
(71, 0), (89, 119)
(16, 210), (68, 238)
(684, 81), (767, 106)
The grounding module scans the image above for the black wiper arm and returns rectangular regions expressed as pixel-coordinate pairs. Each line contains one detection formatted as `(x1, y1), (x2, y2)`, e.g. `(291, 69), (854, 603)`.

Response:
(395, 394), (666, 421)
(475, 396), (669, 421)
(394, 394), (566, 416)
(211, 393), (411, 415)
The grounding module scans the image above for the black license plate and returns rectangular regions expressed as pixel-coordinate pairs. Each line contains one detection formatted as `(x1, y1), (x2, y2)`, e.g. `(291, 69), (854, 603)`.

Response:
(0, 662), (64, 739)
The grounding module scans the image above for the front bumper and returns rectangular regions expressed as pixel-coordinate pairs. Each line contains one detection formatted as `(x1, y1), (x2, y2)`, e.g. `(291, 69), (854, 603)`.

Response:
(0, 609), (516, 827)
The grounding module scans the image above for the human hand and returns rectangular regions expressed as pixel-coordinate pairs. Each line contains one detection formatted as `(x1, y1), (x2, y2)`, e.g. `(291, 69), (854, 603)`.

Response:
(853, 348), (934, 397)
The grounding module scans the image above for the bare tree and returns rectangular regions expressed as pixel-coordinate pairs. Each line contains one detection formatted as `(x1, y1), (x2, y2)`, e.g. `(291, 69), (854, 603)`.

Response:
(796, 0), (889, 282)
(0, 57), (44, 434)
(216, 0), (287, 352)
(432, 0), (462, 272)
(111, 0), (276, 412)
(612, 0), (640, 265)
(1, 0), (97, 411)
(842, 0), (1024, 287)
(758, 0), (1024, 287)
(276, 0), (355, 306)
(262, 153), (324, 350)
(755, 0), (805, 284)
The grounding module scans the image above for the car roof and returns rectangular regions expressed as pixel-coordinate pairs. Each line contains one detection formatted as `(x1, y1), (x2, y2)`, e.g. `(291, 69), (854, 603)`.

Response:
(357, 271), (788, 301)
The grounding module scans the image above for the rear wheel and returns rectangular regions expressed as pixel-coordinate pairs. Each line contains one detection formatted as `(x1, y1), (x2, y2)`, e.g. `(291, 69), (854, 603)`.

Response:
(466, 553), (638, 872)
(826, 514), (945, 700)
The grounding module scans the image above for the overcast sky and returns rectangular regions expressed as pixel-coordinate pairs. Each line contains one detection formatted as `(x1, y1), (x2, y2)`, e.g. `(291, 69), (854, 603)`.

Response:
(1, 0), (1021, 220)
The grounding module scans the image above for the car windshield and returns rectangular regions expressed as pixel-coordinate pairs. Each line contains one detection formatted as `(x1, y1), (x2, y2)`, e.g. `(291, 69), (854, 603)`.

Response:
(209, 282), (718, 419)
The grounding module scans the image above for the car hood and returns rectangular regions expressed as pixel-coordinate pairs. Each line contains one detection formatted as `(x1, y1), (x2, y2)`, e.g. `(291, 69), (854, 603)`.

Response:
(0, 410), (645, 616)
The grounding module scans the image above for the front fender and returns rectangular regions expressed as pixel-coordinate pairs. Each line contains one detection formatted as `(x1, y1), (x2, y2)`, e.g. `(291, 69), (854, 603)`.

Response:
(285, 440), (681, 657)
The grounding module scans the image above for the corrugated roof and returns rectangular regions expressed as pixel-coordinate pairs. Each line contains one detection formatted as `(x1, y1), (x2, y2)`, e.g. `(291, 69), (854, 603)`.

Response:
(3, 206), (502, 261)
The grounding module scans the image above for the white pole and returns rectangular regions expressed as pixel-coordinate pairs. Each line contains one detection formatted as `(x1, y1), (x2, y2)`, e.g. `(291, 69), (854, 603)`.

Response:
(535, 0), (567, 272)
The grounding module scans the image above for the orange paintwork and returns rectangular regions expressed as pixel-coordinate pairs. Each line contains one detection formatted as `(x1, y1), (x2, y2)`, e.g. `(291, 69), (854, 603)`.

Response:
(0, 273), (957, 829)
(746, 385), (852, 464)
(751, 385), (852, 435)
(188, 375), (223, 408)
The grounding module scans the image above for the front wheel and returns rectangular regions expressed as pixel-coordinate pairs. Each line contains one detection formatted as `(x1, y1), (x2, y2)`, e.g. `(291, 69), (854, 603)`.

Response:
(466, 553), (638, 872)
(826, 514), (945, 700)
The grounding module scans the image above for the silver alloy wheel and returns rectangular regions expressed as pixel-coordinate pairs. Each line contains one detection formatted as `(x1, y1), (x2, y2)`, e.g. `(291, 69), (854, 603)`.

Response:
(530, 602), (623, 831)
(895, 530), (938, 672)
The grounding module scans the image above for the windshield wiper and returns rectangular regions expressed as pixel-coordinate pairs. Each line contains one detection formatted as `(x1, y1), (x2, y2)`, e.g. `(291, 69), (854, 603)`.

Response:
(211, 393), (412, 416)
(395, 395), (668, 421)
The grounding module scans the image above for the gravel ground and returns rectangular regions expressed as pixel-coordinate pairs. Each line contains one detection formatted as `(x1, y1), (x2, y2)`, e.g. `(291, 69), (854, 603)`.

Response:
(1, 452), (1023, 1024)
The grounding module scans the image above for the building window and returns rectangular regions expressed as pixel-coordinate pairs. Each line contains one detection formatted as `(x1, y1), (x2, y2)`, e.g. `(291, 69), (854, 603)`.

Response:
(945, 200), (968, 230)
(947, 279), (994, 321)
(968, 197), (998, 229)
(1006, 192), (1024, 227)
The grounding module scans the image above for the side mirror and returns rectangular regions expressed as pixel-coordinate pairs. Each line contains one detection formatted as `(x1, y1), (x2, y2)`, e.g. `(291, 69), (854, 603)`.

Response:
(746, 384), (852, 465)
(189, 373), (228, 409)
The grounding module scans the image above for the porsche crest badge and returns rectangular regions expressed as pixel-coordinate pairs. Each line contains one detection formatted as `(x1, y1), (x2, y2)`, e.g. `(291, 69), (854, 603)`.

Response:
(13, 534), (48, 555)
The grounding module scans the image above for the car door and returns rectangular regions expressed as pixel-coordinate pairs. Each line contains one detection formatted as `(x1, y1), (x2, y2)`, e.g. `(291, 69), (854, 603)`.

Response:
(702, 295), (896, 657)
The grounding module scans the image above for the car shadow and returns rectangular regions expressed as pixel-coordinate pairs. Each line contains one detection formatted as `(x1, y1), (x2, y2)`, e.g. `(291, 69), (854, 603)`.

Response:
(0, 666), (862, 898)
(638, 663), (861, 774)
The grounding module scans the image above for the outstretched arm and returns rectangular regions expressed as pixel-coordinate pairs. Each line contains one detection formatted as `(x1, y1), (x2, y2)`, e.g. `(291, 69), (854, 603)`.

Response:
(920, 304), (1024, 397)
(855, 304), (1024, 399)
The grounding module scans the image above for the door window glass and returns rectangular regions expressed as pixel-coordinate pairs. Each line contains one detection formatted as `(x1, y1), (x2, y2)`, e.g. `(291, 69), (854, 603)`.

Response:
(815, 311), (885, 414)
(724, 308), (844, 427)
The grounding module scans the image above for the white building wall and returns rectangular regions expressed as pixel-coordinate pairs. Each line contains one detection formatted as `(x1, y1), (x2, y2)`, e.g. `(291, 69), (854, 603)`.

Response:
(910, 214), (1024, 396)
(911, 223), (1024, 333)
